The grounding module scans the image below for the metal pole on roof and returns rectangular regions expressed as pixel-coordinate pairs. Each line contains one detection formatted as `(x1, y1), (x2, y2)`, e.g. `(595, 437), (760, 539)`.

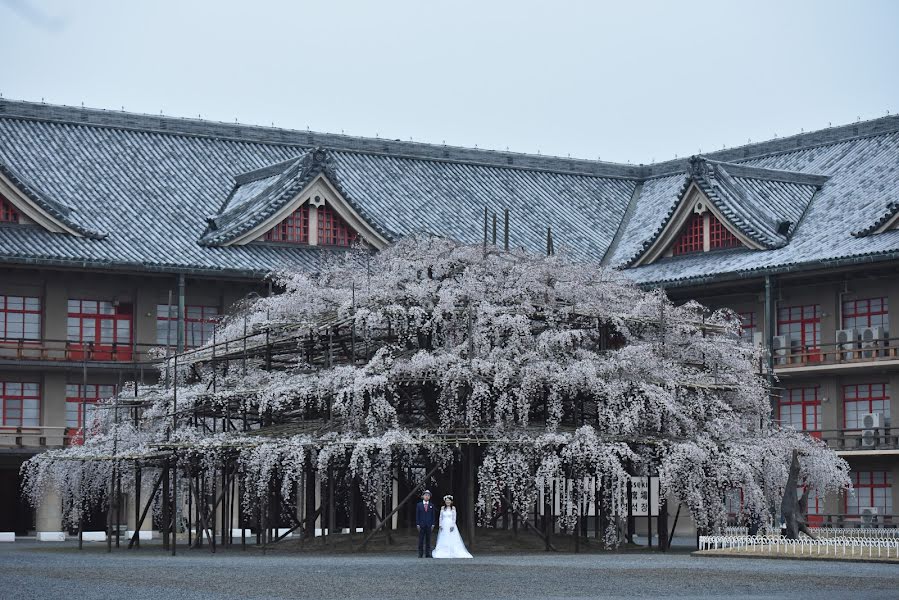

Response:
(492, 213), (497, 246)
(503, 209), (509, 251)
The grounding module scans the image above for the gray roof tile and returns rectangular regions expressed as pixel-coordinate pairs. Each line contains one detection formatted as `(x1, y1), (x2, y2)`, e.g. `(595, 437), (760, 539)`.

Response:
(0, 99), (898, 284)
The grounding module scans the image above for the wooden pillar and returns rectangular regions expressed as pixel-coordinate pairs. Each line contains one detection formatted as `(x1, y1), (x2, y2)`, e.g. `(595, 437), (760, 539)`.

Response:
(466, 445), (475, 550)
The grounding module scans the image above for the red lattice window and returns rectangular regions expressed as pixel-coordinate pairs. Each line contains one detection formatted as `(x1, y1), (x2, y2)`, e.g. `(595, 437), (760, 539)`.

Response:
(778, 304), (821, 361)
(671, 213), (704, 255)
(0, 295), (41, 341)
(779, 386), (821, 432)
(265, 204), (310, 243)
(65, 383), (115, 429)
(842, 298), (889, 334)
(708, 214), (742, 249)
(0, 381), (40, 427)
(843, 383), (890, 429)
(0, 194), (19, 223)
(318, 205), (357, 247)
(846, 471), (892, 516)
(738, 311), (756, 342)
(67, 299), (133, 361)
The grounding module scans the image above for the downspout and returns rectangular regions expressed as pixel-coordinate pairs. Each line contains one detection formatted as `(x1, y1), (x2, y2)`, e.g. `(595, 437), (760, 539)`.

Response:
(177, 274), (186, 353)
(764, 274), (776, 417)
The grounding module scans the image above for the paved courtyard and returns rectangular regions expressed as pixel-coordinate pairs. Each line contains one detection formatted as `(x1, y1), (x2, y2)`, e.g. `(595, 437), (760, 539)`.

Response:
(1, 541), (897, 600)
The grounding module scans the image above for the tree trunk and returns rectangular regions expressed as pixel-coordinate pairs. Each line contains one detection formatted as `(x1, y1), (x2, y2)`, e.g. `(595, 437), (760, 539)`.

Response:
(780, 449), (816, 540)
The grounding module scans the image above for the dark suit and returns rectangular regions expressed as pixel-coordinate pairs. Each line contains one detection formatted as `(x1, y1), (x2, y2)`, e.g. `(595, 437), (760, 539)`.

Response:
(416, 500), (436, 557)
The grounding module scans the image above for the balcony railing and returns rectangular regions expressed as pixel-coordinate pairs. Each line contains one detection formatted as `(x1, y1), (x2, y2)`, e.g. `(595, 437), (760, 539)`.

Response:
(0, 338), (161, 364)
(774, 336), (899, 369)
(0, 425), (70, 449)
(817, 427), (899, 452)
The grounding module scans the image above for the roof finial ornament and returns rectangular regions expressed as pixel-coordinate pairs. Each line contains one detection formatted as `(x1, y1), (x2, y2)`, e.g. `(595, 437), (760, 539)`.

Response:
(688, 155), (705, 179)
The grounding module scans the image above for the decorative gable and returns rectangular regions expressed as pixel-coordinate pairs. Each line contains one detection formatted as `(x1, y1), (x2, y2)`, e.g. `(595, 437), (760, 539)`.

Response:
(0, 193), (19, 223)
(0, 163), (105, 238)
(853, 202), (899, 237)
(200, 149), (387, 249)
(628, 156), (826, 267)
(261, 194), (359, 247)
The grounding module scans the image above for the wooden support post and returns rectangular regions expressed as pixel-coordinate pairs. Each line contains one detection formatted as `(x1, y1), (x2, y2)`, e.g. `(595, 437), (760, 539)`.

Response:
(467, 445), (475, 550)
(162, 464), (170, 550)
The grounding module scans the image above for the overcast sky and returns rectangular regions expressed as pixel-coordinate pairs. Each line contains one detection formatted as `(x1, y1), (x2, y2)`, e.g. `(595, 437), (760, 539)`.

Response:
(2, 0), (897, 164)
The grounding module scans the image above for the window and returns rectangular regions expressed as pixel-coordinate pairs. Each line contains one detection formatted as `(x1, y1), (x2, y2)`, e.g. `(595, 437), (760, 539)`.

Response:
(0, 295), (40, 340)
(672, 212), (743, 256)
(779, 387), (821, 432)
(738, 311), (756, 342)
(67, 299), (133, 360)
(797, 486), (823, 524)
(842, 297), (889, 335)
(843, 383), (890, 428)
(708, 214), (742, 250)
(265, 204), (309, 243)
(317, 205), (357, 247)
(778, 304), (821, 359)
(0, 194), (19, 223)
(156, 304), (219, 347)
(0, 381), (40, 427)
(65, 384), (115, 429)
(672, 214), (704, 256)
(846, 471), (892, 516)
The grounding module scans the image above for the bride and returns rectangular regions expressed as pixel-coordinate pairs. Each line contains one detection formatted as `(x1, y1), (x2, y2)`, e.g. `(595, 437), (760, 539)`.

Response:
(432, 495), (473, 559)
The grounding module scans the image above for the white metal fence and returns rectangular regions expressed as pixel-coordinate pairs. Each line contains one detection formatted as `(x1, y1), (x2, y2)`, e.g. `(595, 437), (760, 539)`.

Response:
(809, 527), (899, 539)
(699, 535), (899, 559)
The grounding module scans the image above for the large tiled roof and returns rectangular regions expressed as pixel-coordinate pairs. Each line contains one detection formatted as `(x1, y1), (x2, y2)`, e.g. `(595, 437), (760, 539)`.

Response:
(0, 98), (898, 285)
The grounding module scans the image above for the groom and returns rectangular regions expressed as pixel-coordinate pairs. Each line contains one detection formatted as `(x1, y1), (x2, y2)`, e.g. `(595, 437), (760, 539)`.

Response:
(415, 489), (436, 558)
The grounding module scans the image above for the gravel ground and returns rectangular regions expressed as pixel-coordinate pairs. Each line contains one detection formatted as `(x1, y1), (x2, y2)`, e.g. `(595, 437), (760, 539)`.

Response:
(1, 541), (898, 600)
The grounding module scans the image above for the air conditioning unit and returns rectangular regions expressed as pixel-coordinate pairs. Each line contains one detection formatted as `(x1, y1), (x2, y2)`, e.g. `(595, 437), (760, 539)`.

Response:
(860, 326), (885, 358)
(772, 334), (791, 364)
(861, 506), (878, 524)
(752, 331), (764, 348)
(862, 412), (883, 429)
(861, 429), (877, 448)
(835, 328), (857, 359)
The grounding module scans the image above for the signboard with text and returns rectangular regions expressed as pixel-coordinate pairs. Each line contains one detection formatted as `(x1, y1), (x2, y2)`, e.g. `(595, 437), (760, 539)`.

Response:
(628, 476), (659, 516)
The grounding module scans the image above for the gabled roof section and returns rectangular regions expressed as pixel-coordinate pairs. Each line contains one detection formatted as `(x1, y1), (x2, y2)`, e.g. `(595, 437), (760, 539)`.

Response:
(200, 148), (390, 248)
(0, 162), (105, 238)
(853, 202), (899, 237)
(626, 156), (826, 267)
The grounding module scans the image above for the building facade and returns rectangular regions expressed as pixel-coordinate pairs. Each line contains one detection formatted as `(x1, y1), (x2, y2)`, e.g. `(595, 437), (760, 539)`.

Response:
(1, 99), (898, 535)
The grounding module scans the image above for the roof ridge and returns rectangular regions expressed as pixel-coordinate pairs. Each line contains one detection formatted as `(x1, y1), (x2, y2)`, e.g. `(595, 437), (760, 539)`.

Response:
(646, 115), (899, 178)
(0, 98), (641, 180)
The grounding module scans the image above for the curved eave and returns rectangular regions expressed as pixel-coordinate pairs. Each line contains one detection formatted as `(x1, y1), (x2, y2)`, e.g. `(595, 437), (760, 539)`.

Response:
(853, 204), (899, 237)
(0, 165), (105, 239)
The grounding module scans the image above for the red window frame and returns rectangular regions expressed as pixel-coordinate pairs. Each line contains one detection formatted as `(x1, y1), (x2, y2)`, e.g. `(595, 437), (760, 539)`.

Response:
(67, 299), (133, 361)
(778, 387), (821, 434)
(672, 213), (704, 256)
(0, 194), (19, 223)
(777, 304), (821, 362)
(843, 383), (890, 429)
(156, 304), (219, 348)
(65, 383), (115, 432)
(708, 214), (742, 250)
(0, 295), (41, 341)
(317, 205), (357, 247)
(845, 471), (893, 516)
(265, 204), (310, 243)
(0, 381), (40, 427)
(738, 311), (756, 342)
(842, 297), (889, 333)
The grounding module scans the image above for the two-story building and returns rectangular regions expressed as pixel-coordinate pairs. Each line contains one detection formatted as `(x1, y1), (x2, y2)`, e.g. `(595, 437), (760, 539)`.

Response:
(1, 99), (897, 535)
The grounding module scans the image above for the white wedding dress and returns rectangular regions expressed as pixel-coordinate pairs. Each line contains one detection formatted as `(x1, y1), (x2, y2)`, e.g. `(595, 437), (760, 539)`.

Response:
(432, 507), (473, 559)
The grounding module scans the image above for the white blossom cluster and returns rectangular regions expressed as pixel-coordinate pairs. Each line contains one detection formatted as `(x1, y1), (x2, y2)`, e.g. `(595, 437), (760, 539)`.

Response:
(21, 236), (849, 541)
